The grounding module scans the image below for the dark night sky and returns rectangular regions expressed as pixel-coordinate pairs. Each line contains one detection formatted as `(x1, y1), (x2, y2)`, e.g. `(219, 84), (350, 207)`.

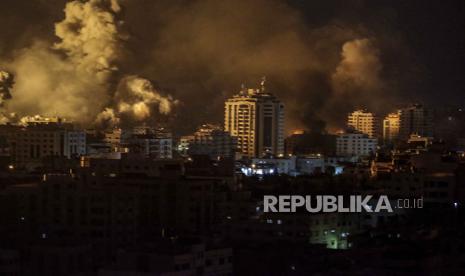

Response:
(291, 0), (465, 105)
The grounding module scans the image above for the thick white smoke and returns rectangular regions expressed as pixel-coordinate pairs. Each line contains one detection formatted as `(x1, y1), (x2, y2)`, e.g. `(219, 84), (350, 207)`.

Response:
(54, 0), (126, 82)
(96, 76), (178, 126)
(0, 0), (125, 124)
(322, 37), (389, 121)
(0, 0), (177, 127)
(2, 41), (110, 123)
(95, 107), (120, 127)
(332, 38), (383, 93)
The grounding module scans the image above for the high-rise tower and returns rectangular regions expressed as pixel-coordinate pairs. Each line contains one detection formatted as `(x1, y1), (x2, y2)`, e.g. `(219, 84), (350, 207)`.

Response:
(398, 104), (433, 140)
(347, 109), (379, 138)
(383, 111), (401, 143)
(224, 79), (284, 157)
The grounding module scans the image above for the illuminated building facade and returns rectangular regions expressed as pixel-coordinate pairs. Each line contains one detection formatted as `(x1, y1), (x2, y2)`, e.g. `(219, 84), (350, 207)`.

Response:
(383, 111), (401, 143)
(19, 115), (68, 126)
(103, 128), (123, 145)
(347, 110), (379, 138)
(224, 80), (284, 158)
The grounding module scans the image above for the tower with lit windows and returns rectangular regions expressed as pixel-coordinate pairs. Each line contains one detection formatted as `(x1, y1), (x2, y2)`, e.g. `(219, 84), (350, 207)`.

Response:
(224, 78), (284, 158)
(347, 109), (379, 138)
(383, 111), (401, 143)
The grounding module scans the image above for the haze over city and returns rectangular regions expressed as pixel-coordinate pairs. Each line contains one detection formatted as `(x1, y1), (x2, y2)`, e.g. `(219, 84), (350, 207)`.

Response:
(0, 1), (464, 275)
(0, 0), (463, 134)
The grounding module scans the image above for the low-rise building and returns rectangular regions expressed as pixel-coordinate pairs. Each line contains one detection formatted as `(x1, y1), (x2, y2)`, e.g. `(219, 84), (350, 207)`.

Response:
(179, 124), (236, 159)
(118, 127), (173, 159)
(296, 156), (325, 175)
(336, 132), (377, 158)
(243, 155), (326, 176)
(0, 121), (86, 169)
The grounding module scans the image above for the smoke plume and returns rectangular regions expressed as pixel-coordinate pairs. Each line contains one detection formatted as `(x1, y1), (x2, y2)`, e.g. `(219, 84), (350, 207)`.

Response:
(96, 76), (178, 127)
(95, 107), (120, 128)
(0, 0), (428, 133)
(0, 0), (125, 124)
(121, 0), (406, 133)
(54, 0), (126, 82)
(322, 38), (390, 125)
(0, 0), (177, 127)
(332, 38), (383, 94)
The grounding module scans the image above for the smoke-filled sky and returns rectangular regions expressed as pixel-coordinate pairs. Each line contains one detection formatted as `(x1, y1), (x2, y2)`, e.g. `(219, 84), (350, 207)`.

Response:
(0, 0), (463, 133)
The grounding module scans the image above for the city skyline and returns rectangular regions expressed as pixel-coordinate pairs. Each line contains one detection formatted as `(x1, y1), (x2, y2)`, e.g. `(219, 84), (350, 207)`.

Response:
(0, 77), (461, 136)
(0, 1), (464, 275)
(0, 0), (463, 134)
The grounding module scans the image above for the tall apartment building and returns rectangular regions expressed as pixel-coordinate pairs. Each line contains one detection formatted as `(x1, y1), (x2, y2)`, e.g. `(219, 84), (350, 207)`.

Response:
(347, 110), (379, 138)
(224, 80), (284, 158)
(336, 131), (378, 158)
(383, 111), (401, 143)
(399, 104), (434, 140)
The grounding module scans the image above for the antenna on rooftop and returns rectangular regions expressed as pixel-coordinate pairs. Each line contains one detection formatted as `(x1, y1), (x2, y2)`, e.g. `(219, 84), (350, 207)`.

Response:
(260, 76), (266, 93)
(240, 83), (246, 95)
